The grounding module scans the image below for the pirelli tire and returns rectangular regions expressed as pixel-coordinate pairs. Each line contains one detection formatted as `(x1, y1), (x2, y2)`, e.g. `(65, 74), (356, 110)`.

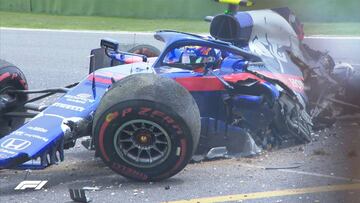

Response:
(0, 59), (28, 137)
(341, 69), (360, 114)
(127, 44), (161, 57)
(272, 94), (312, 144)
(93, 73), (201, 181)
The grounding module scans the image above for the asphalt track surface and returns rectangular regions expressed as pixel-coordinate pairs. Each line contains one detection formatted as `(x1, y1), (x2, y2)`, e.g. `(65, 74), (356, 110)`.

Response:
(0, 28), (360, 203)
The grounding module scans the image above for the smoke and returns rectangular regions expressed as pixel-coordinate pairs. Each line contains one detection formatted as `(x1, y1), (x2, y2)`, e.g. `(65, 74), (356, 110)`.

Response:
(239, 0), (360, 22)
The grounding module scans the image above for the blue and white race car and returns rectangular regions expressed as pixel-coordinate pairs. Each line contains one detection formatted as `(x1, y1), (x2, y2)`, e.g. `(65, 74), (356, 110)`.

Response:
(0, 1), (359, 181)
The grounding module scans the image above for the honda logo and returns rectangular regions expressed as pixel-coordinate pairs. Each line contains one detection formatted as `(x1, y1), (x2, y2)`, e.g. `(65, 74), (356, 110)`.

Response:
(1, 138), (31, 151)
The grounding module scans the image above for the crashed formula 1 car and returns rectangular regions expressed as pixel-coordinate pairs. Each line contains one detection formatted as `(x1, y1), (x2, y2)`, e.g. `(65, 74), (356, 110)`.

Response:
(0, 0), (359, 181)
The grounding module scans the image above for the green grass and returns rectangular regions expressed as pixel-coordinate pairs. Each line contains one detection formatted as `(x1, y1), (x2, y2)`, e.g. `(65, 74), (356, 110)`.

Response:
(304, 23), (360, 36)
(0, 11), (209, 33)
(1, 11), (360, 35)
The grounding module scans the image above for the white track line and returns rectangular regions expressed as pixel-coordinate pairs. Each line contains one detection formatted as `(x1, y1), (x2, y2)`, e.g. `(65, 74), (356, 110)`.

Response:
(306, 36), (360, 40)
(0, 27), (154, 35)
(1, 27), (360, 40)
(279, 169), (360, 183)
(239, 163), (360, 183)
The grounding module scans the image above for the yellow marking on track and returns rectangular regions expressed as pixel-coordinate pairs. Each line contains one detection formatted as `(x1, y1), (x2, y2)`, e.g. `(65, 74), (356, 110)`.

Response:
(167, 183), (360, 203)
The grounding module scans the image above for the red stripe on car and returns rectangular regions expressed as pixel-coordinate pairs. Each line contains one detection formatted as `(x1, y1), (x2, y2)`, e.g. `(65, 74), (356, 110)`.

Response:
(175, 76), (225, 91)
(124, 57), (143, 64)
(87, 72), (125, 85)
(256, 71), (305, 92)
(223, 72), (265, 83)
(0, 72), (11, 82)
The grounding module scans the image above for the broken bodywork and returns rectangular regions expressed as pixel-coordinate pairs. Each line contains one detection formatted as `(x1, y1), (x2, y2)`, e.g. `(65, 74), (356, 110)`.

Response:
(0, 2), (359, 181)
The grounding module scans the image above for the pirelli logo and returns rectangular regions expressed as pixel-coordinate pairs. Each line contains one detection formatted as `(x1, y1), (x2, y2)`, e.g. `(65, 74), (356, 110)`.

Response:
(53, 102), (85, 112)
(14, 181), (48, 190)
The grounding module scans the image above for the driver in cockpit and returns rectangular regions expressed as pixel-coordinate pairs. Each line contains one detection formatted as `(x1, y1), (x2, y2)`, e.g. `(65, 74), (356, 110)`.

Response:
(164, 46), (223, 73)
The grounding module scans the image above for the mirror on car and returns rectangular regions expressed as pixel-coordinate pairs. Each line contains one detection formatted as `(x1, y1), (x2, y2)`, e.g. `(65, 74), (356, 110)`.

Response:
(100, 38), (119, 51)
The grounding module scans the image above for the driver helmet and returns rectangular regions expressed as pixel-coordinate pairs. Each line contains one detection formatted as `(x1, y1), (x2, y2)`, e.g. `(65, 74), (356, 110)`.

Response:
(181, 46), (220, 65)
(164, 46), (222, 72)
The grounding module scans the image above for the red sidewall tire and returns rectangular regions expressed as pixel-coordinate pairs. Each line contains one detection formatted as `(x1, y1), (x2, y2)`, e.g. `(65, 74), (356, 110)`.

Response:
(0, 60), (28, 136)
(127, 44), (161, 57)
(94, 100), (194, 181)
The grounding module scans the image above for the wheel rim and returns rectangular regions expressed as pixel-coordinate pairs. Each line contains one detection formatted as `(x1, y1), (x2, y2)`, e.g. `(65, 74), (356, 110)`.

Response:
(0, 86), (16, 95)
(113, 119), (172, 168)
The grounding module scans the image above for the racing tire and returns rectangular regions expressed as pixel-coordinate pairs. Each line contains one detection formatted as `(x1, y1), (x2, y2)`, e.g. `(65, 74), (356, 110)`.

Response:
(0, 59), (28, 137)
(341, 70), (360, 114)
(127, 44), (161, 57)
(272, 95), (312, 144)
(93, 73), (200, 181)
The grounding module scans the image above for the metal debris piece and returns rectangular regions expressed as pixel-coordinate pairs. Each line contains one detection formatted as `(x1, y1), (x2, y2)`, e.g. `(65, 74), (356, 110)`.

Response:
(265, 164), (302, 170)
(206, 147), (228, 159)
(237, 132), (262, 157)
(191, 155), (204, 163)
(313, 149), (329, 156)
(81, 138), (95, 150)
(82, 187), (100, 191)
(69, 187), (96, 203)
